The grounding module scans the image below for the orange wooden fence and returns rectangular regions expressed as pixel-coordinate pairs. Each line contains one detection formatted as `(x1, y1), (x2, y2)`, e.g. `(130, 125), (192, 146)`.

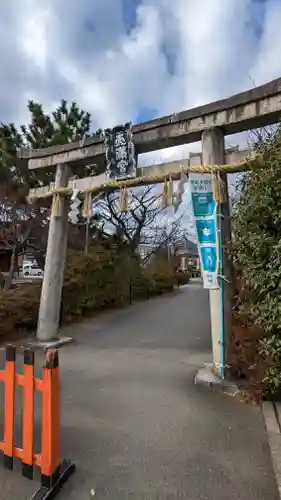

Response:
(0, 345), (72, 491)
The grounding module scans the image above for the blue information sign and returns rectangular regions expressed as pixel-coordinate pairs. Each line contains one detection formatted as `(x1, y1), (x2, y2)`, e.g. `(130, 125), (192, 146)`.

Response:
(190, 173), (219, 289)
(195, 219), (216, 245)
(200, 246), (218, 273)
(191, 192), (215, 217)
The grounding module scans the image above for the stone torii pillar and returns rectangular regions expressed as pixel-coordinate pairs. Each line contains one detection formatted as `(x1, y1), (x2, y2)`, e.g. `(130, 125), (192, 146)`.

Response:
(36, 163), (70, 344)
(201, 128), (233, 378)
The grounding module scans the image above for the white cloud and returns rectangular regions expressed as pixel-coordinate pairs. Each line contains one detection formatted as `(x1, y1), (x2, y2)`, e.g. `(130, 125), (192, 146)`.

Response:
(18, 4), (50, 73)
(0, 0), (281, 164)
(250, 0), (281, 84)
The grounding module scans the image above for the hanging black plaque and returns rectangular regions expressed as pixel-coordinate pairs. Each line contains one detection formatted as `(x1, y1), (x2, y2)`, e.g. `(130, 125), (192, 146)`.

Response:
(104, 122), (137, 181)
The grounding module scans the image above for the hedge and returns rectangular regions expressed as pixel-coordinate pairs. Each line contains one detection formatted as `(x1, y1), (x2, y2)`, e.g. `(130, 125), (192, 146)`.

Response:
(0, 244), (175, 340)
(0, 283), (41, 339)
(174, 270), (190, 286)
(230, 126), (281, 397)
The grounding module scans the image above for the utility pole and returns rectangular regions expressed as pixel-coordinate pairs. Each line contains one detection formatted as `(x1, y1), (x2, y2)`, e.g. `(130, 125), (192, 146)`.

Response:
(201, 129), (233, 377)
(36, 164), (70, 342)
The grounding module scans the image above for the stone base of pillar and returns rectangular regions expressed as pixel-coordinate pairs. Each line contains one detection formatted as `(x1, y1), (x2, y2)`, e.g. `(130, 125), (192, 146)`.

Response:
(194, 362), (239, 396)
(20, 336), (75, 350)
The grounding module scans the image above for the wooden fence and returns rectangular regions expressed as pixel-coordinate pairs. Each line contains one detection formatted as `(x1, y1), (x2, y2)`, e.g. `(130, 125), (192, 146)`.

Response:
(0, 346), (75, 499)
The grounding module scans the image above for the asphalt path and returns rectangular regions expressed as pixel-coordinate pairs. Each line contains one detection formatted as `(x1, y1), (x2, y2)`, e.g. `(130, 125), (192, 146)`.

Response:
(0, 281), (278, 499)
(57, 282), (278, 499)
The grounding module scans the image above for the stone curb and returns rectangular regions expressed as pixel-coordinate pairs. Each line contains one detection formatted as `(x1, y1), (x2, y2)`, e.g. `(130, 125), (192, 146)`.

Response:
(262, 401), (281, 499)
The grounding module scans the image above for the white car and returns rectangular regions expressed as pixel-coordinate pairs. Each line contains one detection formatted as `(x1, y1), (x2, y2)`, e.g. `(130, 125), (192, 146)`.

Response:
(21, 263), (43, 277)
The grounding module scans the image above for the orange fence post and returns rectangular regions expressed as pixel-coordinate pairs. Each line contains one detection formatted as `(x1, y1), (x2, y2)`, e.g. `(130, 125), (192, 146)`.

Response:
(0, 346), (75, 498)
(22, 349), (35, 480)
(3, 345), (16, 470)
(41, 349), (61, 488)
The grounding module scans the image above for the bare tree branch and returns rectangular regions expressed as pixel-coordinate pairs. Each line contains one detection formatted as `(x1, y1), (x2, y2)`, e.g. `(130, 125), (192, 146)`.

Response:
(93, 185), (171, 254)
(140, 215), (186, 265)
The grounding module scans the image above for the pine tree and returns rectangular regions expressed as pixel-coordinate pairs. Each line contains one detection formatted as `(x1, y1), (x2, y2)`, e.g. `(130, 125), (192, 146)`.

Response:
(20, 99), (91, 149)
(0, 99), (98, 288)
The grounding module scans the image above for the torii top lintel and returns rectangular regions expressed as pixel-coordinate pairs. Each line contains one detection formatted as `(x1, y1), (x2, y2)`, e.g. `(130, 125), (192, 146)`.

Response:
(20, 77), (281, 171)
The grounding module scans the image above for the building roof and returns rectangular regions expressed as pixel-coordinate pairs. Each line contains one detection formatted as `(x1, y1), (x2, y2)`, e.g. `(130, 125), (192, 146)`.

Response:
(174, 237), (198, 256)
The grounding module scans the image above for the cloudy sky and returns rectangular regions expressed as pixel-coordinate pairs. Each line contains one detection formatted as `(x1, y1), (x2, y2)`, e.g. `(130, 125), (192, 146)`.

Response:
(0, 0), (281, 165)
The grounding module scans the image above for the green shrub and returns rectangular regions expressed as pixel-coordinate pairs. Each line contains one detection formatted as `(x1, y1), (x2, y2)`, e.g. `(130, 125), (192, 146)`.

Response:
(231, 126), (281, 394)
(62, 245), (132, 320)
(144, 259), (175, 295)
(0, 283), (41, 339)
(0, 243), (176, 341)
(175, 270), (190, 286)
(62, 248), (176, 320)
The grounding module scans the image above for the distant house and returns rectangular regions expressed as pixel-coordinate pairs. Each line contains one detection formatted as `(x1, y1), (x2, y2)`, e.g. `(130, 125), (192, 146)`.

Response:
(0, 243), (37, 275)
(138, 242), (154, 263)
(173, 237), (199, 270)
(0, 246), (13, 273)
(0, 244), (27, 274)
(138, 233), (200, 270)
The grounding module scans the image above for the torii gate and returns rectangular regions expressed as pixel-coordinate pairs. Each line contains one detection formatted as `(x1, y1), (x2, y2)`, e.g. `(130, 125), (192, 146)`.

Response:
(19, 77), (281, 378)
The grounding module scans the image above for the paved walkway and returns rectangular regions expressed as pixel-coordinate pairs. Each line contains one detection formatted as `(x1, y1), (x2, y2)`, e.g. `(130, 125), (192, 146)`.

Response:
(1, 282), (279, 499)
